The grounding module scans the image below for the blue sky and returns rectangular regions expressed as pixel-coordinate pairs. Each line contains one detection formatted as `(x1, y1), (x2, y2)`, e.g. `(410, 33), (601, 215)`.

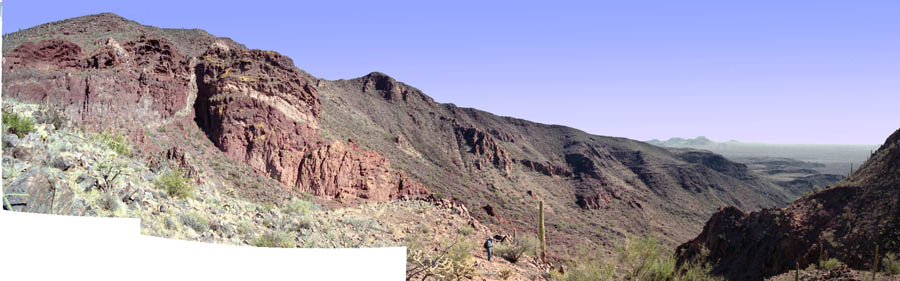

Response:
(4, 1), (898, 144)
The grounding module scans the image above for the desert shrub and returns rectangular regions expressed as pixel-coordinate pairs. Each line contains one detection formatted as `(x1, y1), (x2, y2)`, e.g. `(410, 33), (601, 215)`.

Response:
(35, 102), (68, 129)
(550, 259), (615, 281)
(645, 255), (678, 281)
(676, 259), (724, 281)
(99, 191), (123, 212)
(417, 224), (432, 235)
(884, 253), (900, 276)
(2, 112), (35, 138)
(285, 198), (317, 215)
(496, 235), (539, 263)
(458, 225), (475, 237)
(444, 237), (476, 280)
(95, 131), (131, 156)
(613, 235), (722, 281)
(254, 231), (295, 248)
(618, 235), (664, 279)
(498, 269), (513, 280)
(97, 160), (124, 191)
(342, 216), (379, 231)
(180, 212), (209, 233)
(157, 170), (194, 199)
(818, 258), (844, 271)
(406, 236), (475, 281)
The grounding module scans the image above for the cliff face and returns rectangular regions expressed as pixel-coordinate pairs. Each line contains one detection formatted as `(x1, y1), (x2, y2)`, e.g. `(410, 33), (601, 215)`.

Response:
(3, 13), (425, 204)
(3, 35), (195, 131)
(676, 129), (900, 281)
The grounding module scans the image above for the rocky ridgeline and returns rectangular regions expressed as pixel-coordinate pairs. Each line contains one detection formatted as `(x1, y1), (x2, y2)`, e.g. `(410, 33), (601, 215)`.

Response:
(2, 13), (426, 204)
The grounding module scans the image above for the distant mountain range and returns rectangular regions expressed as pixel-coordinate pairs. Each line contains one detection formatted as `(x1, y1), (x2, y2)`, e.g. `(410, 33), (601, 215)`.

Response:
(647, 136), (717, 147)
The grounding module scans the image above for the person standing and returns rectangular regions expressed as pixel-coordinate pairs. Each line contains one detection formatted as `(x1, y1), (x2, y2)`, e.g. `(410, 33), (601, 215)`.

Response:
(483, 238), (494, 261)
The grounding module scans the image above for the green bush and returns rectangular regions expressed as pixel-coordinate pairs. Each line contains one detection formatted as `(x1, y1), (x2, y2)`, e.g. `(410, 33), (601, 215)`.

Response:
(406, 235), (475, 281)
(95, 131), (131, 156)
(254, 231), (295, 248)
(444, 237), (477, 281)
(615, 235), (723, 281)
(884, 253), (900, 276)
(676, 259), (724, 281)
(157, 170), (194, 199)
(550, 259), (615, 281)
(496, 235), (539, 263)
(2, 112), (35, 138)
(285, 198), (317, 215)
(458, 225), (475, 237)
(618, 235), (664, 279)
(818, 258), (844, 271)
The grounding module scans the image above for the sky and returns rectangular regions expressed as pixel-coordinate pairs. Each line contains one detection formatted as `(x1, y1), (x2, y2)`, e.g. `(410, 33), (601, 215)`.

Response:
(4, 1), (898, 144)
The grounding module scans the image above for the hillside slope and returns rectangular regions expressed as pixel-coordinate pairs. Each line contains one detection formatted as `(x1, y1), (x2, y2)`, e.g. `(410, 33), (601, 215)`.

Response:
(315, 72), (796, 251)
(3, 13), (799, 259)
(676, 128), (900, 281)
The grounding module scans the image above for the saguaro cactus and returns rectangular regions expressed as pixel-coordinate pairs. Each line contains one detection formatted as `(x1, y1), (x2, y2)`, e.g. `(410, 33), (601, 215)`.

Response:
(539, 200), (546, 263)
(873, 244), (880, 281)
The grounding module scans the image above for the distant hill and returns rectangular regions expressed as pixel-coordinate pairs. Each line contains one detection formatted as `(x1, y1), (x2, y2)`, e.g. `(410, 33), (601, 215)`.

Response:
(647, 136), (715, 147)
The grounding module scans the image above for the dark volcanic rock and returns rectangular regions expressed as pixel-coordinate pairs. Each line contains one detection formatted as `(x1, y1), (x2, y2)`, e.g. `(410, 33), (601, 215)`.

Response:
(677, 128), (900, 281)
(455, 125), (512, 175)
(359, 72), (414, 103)
(519, 159), (572, 177)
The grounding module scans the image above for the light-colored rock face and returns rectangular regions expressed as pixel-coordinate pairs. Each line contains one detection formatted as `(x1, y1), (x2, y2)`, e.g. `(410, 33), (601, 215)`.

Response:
(193, 47), (426, 201)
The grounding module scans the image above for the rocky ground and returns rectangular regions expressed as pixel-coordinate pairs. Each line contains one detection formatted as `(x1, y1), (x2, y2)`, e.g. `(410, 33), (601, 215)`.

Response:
(765, 266), (896, 281)
(2, 99), (548, 280)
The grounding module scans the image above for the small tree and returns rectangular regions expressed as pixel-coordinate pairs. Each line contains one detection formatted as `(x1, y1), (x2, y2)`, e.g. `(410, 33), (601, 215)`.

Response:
(618, 235), (663, 279)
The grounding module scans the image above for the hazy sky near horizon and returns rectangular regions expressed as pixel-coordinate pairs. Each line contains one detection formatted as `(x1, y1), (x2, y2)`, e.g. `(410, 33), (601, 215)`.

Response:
(4, 1), (898, 144)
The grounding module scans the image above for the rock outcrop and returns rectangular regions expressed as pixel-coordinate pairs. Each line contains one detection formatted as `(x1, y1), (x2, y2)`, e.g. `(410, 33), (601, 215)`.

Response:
(193, 45), (425, 201)
(3, 35), (194, 130)
(194, 46), (322, 188)
(518, 159), (572, 177)
(358, 72), (414, 103)
(455, 125), (512, 175)
(297, 140), (426, 201)
(676, 128), (900, 281)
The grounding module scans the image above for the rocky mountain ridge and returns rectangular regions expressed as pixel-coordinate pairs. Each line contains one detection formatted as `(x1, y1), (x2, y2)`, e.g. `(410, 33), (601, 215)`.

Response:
(3, 13), (808, 258)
